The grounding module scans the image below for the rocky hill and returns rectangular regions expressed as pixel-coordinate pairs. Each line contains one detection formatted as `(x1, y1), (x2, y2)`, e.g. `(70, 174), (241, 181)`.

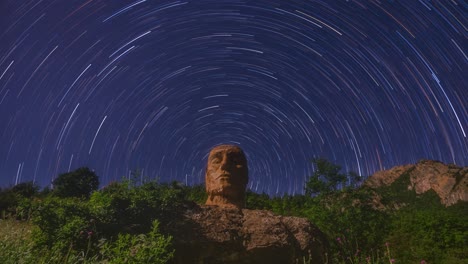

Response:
(364, 159), (467, 206)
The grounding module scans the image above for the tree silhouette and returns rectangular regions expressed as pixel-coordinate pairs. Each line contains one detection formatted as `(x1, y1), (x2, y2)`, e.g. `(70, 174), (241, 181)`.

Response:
(305, 158), (347, 196)
(52, 167), (99, 198)
(12, 181), (39, 198)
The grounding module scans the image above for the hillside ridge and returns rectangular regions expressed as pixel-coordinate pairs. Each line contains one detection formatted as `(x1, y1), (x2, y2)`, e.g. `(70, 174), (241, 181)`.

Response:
(364, 159), (467, 206)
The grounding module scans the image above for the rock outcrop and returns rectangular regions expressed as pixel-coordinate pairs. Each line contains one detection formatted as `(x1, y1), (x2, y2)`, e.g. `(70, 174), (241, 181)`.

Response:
(168, 204), (328, 264)
(364, 160), (467, 206)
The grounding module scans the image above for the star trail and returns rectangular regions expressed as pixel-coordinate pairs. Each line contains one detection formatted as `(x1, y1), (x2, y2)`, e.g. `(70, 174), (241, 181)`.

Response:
(0, 0), (466, 195)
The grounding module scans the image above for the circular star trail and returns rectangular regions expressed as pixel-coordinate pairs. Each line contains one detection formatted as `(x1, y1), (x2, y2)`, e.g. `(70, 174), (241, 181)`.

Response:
(0, 0), (466, 195)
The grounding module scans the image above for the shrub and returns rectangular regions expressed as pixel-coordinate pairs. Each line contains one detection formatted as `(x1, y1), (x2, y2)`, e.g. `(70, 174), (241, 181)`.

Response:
(181, 184), (207, 204)
(99, 220), (173, 264)
(30, 181), (178, 263)
(12, 181), (40, 198)
(52, 167), (99, 199)
(0, 182), (41, 220)
(387, 202), (468, 263)
(31, 196), (94, 254)
(0, 188), (17, 218)
(89, 180), (185, 236)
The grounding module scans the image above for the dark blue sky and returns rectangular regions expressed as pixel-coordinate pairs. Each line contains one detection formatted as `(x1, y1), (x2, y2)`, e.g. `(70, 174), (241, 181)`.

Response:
(0, 0), (466, 195)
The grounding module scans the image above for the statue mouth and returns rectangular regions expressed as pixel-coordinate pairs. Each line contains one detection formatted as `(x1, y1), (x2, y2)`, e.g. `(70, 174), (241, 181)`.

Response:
(217, 174), (231, 179)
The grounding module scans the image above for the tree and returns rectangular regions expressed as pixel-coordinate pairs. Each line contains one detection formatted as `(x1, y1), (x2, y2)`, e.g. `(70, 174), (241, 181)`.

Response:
(52, 167), (99, 198)
(305, 158), (347, 196)
(0, 187), (16, 216)
(348, 171), (362, 189)
(12, 181), (40, 198)
(245, 190), (272, 210)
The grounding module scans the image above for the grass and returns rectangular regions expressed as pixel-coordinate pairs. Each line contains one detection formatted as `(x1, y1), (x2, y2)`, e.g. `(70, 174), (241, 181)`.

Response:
(0, 218), (173, 264)
(0, 218), (33, 241)
(0, 219), (96, 264)
(0, 219), (36, 263)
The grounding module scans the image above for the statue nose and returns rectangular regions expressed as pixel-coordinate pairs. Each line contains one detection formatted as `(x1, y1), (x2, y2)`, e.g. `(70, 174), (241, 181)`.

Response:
(220, 156), (230, 170)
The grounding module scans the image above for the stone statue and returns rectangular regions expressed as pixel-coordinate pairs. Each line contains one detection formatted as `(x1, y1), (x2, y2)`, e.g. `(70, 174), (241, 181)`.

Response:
(205, 144), (248, 208)
(167, 144), (328, 263)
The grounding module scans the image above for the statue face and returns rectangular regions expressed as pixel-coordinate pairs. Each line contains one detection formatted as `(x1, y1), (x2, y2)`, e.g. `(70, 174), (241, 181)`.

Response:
(206, 145), (248, 197)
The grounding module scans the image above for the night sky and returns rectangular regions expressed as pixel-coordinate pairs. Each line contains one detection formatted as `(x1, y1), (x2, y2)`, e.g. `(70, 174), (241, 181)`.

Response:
(0, 0), (466, 195)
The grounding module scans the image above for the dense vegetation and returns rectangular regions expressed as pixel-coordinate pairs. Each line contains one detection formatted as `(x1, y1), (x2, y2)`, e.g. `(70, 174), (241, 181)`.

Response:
(0, 163), (467, 263)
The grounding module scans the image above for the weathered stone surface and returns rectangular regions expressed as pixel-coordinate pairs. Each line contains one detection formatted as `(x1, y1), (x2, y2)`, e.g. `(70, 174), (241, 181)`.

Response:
(167, 145), (328, 263)
(205, 145), (248, 208)
(364, 164), (413, 187)
(168, 205), (328, 264)
(364, 160), (467, 206)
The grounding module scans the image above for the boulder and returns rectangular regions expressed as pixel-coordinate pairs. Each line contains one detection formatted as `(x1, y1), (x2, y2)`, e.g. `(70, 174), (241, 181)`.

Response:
(167, 204), (328, 264)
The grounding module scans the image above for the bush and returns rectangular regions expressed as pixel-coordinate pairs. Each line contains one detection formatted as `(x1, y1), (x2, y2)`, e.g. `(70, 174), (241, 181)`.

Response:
(181, 184), (207, 204)
(245, 191), (272, 210)
(0, 182), (41, 220)
(0, 188), (17, 218)
(89, 180), (185, 236)
(31, 196), (94, 254)
(100, 220), (173, 264)
(12, 182), (40, 198)
(387, 202), (468, 263)
(30, 180), (178, 263)
(0, 218), (174, 264)
(52, 167), (99, 199)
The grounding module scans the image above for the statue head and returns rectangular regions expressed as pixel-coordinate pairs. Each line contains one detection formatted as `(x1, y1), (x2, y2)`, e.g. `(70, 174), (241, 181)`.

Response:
(205, 145), (248, 208)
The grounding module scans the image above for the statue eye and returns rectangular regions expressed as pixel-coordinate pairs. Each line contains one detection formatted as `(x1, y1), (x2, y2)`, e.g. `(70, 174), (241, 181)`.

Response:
(211, 158), (221, 164)
(230, 157), (243, 165)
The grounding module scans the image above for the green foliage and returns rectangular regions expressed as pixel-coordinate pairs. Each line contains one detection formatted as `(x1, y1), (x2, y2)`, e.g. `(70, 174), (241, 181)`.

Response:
(100, 220), (173, 264)
(378, 171), (415, 206)
(246, 160), (467, 264)
(12, 181), (40, 198)
(0, 219), (35, 264)
(181, 184), (207, 204)
(89, 180), (185, 235)
(15, 196), (34, 220)
(0, 188), (17, 218)
(0, 182), (41, 220)
(31, 196), (93, 253)
(300, 189), (391, 260)
(269, 195), (309, 216)
(28, 180), (180, 262)
(348, 171), (362, 189)
(1, 158), (466, 264)
(305, 158), (348, 196)
(0, 218), (173, 264)
(388, 202), (468, 263)
(245, 190), (272, 210)
(52, 167), (99, 199)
